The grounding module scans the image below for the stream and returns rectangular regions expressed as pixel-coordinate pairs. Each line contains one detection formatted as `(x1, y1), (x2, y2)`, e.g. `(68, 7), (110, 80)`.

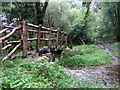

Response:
(64, 44), (120, 87)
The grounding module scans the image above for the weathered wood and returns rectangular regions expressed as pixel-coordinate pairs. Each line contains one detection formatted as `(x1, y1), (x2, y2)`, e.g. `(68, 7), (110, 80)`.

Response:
(4, 26), (14, 29)
(36, 24), (42, 53)
(48, 28), (52, 49)
(40, 38), (56, 41)
(0, 21), (68, 62)
(27, 23), (39, 28)
(41, 31), (49, 34)
(28, 29), (38, 33)
(0, 26), (22, 41)
(7, 41), (21, 44)
(28, 38), (37, 41)
(2, 44), (12, 51)
(60, 33), (63, 48)
(2, 43), (21, 63)
(27, 23), (58, 32)
(0, 28), (9, 34)
(22, 20), (28, 58)
(65, 34), (68, 48)
(56, 31), (59, 48)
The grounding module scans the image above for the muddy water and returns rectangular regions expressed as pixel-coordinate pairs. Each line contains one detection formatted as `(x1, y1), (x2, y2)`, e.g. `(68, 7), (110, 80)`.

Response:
(64, 44), (120, 87)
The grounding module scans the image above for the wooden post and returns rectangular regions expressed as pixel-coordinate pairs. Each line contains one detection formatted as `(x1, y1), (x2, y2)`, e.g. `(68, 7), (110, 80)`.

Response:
(56, 31), (58, 49)
(36, 24), (42, 53)
(65, 34), (67, 48)
(48, 28), (52, 49)
(22, 20), (28, 58)
(60, 32), (63, 49)
(58, 31), (61, 48)
(44, 33), (47, 46)
(43, 33), (45, 46)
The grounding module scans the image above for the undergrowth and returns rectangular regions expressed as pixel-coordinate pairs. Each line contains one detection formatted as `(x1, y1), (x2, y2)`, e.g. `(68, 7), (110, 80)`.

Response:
(1, 58), (100, 88)
(103, 42), (120, 58)
(61, 45), (113, 66)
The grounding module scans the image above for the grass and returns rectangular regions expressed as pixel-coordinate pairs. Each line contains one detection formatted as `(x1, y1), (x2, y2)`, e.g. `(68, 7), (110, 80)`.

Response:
(113, 42), (120, 47)
(1, 57), (101, 88)
(60, 44), (113, 66)
(1, 44), (116, 88)
(102, 42), (120, 58)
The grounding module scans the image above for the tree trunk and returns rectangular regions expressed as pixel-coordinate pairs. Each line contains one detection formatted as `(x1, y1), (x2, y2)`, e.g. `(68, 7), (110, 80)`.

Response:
(36, 0), (49, 25)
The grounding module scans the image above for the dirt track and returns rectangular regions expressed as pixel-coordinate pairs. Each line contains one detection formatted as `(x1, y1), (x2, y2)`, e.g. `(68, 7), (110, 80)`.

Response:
(64, 44), (120, 87)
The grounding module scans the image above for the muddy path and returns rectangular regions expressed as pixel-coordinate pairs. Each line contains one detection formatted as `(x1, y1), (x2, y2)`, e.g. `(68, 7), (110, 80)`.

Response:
(64, 44), (120, 87)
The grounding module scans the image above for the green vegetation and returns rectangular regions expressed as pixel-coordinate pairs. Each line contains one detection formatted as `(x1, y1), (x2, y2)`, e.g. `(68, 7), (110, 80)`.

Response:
(1, 58), (100, 88)
(1, 1), (120, 88)
(2, 2), (119, 44)
(113, 42), (120, 48)
(103, 42), (120, 58)
(61, 45), (113, 66)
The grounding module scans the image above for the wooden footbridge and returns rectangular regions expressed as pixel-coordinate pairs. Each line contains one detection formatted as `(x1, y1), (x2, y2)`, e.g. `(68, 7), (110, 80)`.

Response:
(0, 20), (68, 63)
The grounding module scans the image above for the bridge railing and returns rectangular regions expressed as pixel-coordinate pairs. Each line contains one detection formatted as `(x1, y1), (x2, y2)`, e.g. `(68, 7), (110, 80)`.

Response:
(0, 20), (67, 63)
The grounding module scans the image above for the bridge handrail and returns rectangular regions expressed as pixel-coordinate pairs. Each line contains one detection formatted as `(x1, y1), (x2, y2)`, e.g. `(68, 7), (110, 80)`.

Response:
(0, 20), (68, 63)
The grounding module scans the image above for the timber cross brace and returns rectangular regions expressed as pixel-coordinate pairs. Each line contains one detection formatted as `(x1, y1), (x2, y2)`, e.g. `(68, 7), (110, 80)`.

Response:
(0, 20), (68, 63)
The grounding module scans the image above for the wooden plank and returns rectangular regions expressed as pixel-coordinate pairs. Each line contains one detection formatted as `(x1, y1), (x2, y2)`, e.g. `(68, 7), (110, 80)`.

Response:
(2, 43), (21, 63)
(5, 26), (14, 29)
(7, 41), (21, 44)
(27, 23), (39, 28)
(2, 44), (12, 50)
(0, 28), (9, 34)
(0, 26), (22, 41)
(28, 29), (38, 33)
(40, 38), (56, 41)
(41, 31), (49, 34)
(28, 38), (37, 41)
(22, 20), (28, 58)
(27, 23), (58, 32)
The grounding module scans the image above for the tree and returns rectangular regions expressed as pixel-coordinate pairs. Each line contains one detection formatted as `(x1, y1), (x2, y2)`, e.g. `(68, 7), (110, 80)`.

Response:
(43, 1), (71, 30)
(86, 2), (120, 43)
(101, 2), (120, 42)
(36, 0), (49, 25)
